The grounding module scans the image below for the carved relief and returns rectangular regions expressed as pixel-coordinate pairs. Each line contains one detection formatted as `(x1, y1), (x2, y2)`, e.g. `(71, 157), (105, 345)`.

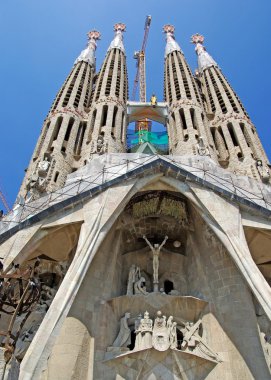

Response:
(108, 310), (221, 363)
(256, 160), (270, 182)
(196, 136), (210, 156)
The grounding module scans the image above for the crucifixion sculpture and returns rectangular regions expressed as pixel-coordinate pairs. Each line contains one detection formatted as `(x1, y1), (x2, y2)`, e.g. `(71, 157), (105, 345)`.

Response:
(143, 235), (168, 292)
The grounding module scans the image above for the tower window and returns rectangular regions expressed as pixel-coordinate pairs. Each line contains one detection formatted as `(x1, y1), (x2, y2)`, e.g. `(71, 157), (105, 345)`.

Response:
(179, 109), (187, 130)
(74, 121), (87, 156)
(87, 109), (97, 142)
(62, 63), (82, 107)
(54, 171), (59, 182)
(51, 116), (63, 144)
(101, 105), (108, 128)
(190, 108), (198, 130)
(227, 123), (239, 147)
(121, 111), (125, 142)
(34, 121), (50, 159)
(112, 106), (118, 131)
(64, 118), (75, 142)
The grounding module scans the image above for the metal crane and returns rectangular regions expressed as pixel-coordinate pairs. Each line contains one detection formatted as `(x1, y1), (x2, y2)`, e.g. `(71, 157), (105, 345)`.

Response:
(132, 15), (152, 102)
(132, 15), (152, 140)
(0, 186), (10, 214)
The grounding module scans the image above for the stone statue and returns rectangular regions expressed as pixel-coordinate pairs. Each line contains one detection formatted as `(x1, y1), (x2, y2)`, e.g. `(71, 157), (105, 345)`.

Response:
(126, 265), (141, 295)
(170, 322), (177, 349)
(143, 235), (168, 291)
(112, 313), (131, 348)
(196, 136), (210, 156)
(26, 172), (47, 200)
(152, 311), (171, 351)
(135, 311), (153, 350)
(134, 313), (142, 332)
(134, 277), (148, 295)
(97, 134), (105, 154)
(38, 157), (50, 177)
(256, 160), (270, 182)
(181, 320), (221, 362)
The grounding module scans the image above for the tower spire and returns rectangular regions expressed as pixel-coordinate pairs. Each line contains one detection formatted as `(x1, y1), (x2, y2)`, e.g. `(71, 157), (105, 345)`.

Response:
(80, 23), (128, 159)
(163, 25), (217, 160)
(17, 29), (100, 200)
(163, 25), (182, 57)
(74, 30), (101, 67)
(108, 23), (126, 53)
(191, 33), (218, 72)
(191, 34), (270, 182)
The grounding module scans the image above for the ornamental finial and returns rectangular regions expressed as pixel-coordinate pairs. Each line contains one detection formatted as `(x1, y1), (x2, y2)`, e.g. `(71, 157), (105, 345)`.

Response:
(191, 33), (218, 72)
(163, 24), (175, 35)
(163, 24), (182, 57)
(191, 33), (204, 45)
(108, 23), (126, 53)
(114, 23), (126, 33)
(87, 30), (101, 42)
(74, 29), (101, 67)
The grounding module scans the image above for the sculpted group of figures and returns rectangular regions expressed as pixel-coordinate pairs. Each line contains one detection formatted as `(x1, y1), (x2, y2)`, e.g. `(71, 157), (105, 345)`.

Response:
(112, 311), (177, 352)
(111, 310), (220, 362)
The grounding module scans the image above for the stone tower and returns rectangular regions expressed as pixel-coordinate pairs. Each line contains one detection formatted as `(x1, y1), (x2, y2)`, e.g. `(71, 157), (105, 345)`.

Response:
(81, 23), (128, 159)
(0, 23), (271, 380)
(192, 33), (270, 181)
(18, 30), (101, 200)
(163, 25), (217, 160)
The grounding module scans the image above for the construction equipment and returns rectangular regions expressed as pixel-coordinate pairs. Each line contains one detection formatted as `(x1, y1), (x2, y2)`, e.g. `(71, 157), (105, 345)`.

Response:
(132, 16), (152, 141)
(132, 15), (152, 102)
(0, 185), (10, 213)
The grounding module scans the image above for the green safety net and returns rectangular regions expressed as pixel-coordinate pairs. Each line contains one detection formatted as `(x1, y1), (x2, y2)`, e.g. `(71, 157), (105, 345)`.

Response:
(130, 131), (168, 146)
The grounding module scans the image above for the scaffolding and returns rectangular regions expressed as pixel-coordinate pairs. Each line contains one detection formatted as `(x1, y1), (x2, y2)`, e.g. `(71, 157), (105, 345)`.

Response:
(1, 155), (271, 244)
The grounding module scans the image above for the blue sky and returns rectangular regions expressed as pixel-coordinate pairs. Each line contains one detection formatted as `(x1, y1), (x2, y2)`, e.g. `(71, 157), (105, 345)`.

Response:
(0, 0), (270, 208)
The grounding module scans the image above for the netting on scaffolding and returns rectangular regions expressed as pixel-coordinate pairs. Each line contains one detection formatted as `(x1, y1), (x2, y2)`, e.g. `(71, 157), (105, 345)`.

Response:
(0, 154), (271, 239)
(127, 129), (168, 154)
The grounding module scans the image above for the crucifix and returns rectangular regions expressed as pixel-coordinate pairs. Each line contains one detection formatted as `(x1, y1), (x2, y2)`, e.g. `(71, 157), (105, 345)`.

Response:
(143, 235), (168, 292)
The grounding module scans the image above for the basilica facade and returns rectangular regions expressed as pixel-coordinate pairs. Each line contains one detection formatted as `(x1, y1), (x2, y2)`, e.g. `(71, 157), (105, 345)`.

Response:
(0, 22), (271, 380)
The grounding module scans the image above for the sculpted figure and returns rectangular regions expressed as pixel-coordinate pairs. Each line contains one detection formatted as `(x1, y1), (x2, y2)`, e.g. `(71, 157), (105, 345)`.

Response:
(196, 136), (210, 156)
(170, 322), (177, 349)
(134, 277), (148, 295)
(135, 311), (153, 350)
(96, 135), (105, 154)
(112, 312), (131, 348)
(26, 172), (47, 200)
(38, 156), (50, 176)
(181, 320), (221, 362)
(143, 235), (168, 285)
(152, 311), (169, 351)
(256, 159), (270, 182)
(126, 265), (141, 295)
(153, 310), (166, 329)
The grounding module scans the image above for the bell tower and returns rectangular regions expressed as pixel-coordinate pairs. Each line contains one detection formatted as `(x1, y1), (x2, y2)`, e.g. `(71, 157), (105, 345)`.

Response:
(192, 33), (270, 181)
(163, 25), (217, 160)
(81, 23), (128, 160)
(18, 30), (100, 200)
